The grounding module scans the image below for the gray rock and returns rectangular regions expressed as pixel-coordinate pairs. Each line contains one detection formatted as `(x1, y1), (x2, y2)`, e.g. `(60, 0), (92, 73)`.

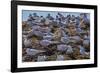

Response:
(61, 37), (68, 43)
(83, 35), (90, 47)
(40, 27), (51, 33)
(26, 48), (45, 56)
(57, 44), (67, 51)
(68, 36), (81, 44)
(32, 25), (41, 31)
(66, 45), (73, 54)
(33, 31), (44, 37)
(83, 39), (89, 44)
(40, 40), (52, 47)
(43, 35), (53, 41)
(69, 36), (81, 41)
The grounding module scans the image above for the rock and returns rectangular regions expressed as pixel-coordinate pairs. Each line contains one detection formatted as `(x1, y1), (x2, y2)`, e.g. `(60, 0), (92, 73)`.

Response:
(26, 21), (32, 26)
(40, 27), (51, 33)
(43, 35), (53, 41)
(75, 36), (81, 41)
(67, 23), (77, 36)
(23, 36), (32, 48)
(83, 35), (90, 50)
(32, 25), (41, 31)
(22, 12), (90, 61)
(79, 45), (86, 55)
(22, 55), (32, 62)
(83, 40), (89, 47)
(67, 36), (81, 44)
(66, 45), (73, 54)
(45, 19), (52, 25)
(53, 28), (62, 40)
(77, 27), (82, 32)
(57, 44), (67, 51)
(83, 35), (90, 46)
(61, 37), (68, 43)
(33, 31), (44, 37)
(79, 20), (86, 29)
(72, 49), (80, 59)
(26, 31), (34, 38)
(61, 29), (68, 37)
(26, 48), (45, 56)
(51, 41), (60, 44)
(40, 40), (52, 47)
(37, 56), (47, 61)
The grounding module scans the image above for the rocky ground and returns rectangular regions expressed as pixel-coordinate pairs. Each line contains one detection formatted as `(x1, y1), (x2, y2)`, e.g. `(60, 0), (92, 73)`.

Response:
(22, 13), (90, 62)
